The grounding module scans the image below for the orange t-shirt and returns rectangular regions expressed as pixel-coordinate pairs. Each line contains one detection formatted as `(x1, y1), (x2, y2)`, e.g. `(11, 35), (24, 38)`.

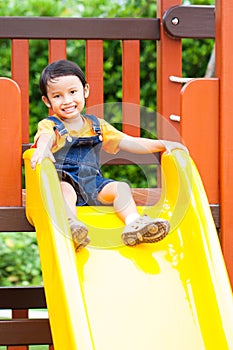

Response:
(33, 115), (125, 154)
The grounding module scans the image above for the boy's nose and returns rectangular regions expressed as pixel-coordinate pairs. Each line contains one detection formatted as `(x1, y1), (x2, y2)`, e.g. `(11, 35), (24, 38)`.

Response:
(63, 94), (72, 103)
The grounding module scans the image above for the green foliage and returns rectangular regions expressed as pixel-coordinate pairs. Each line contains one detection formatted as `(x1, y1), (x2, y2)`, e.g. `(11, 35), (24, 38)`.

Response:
(0, 232), (42, 286)
(102, 164), (158, 188)
(182, 38), (214, 78)
(182, 0), (215, 77)
(185, 0), (214, 4)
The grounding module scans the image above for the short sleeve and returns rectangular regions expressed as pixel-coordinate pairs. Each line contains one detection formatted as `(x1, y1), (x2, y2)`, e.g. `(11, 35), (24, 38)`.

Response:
(100, 119), (125, 154)
(32, 119), (56, 147)
(33, 119), (54, 140)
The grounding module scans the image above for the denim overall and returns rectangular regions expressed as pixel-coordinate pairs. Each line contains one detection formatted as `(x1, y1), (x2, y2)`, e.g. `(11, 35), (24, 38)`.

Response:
(46, 114), (114, 206)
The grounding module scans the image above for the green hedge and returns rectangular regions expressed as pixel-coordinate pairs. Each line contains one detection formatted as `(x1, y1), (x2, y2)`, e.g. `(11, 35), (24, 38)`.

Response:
(0, 232), (42, 286)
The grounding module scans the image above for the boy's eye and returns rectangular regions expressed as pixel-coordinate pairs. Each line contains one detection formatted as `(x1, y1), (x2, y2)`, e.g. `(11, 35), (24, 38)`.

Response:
(53, 94), (60, 98)
(70, 90), (77, 94)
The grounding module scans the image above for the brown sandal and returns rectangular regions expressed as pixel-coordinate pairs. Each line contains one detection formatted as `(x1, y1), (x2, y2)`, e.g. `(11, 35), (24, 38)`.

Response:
(121, 215), (170, 246)
(68, 217), (90, 251)
(75, 237), (91, 252)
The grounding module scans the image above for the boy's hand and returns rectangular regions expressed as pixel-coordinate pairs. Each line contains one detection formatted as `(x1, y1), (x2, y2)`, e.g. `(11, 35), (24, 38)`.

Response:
(30, 147), (55, 170)
(161, 140), (189, 154)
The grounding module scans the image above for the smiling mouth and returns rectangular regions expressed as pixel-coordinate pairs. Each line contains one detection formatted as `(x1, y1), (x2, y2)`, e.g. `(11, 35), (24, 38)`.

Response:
(63, 106), (77, 113)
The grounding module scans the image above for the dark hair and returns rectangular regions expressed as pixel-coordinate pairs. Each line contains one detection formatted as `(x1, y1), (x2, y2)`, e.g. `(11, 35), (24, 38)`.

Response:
(39, 59), (87, 97)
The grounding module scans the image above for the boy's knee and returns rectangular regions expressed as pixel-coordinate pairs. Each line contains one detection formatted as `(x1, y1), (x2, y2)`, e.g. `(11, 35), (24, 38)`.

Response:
(116, 181), (131, 194)
(60, 181), (77, 199)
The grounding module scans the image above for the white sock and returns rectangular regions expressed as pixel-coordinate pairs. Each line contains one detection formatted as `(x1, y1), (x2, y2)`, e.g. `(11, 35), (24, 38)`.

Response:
(125, 213), (140, 225)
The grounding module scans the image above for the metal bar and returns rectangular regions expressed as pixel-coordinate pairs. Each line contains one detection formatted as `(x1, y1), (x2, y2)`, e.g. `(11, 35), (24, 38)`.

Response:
(169, 75), (194, 84)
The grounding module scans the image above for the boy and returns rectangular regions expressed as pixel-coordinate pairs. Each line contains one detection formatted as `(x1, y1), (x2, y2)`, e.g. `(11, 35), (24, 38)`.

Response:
(31, 60), (179, 251)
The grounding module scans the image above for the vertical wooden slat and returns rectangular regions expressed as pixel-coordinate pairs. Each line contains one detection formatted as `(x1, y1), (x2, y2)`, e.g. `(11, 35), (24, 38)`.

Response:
(122, 40), (140, 136)
(85, 40), (104, 118)
(156, 0), (182, 140)
(0, 78), (22, 206)
(48, 40), (67, 115)
(215, 0), (233, 287)
(8, 310), (29, 350)
(49, 40), (67, 62)
(12, 309), (28, 318)
(11, 39), (29, 144)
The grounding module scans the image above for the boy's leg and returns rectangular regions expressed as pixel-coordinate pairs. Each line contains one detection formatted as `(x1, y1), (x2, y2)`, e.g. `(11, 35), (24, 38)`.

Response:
(60, 181), (90, 250)
(97, 181), (139, 222)
(97, 181), (170, 246)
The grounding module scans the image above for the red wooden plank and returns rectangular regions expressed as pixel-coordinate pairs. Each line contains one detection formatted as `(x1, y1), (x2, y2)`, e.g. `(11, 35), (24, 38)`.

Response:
(122, 40), (140, 136)
(0, 18), (160, 40)
(0, 78), (22, 206)
(12, 310), (28, 318)
(163, 5), (215, 39)
(156, 0), (182, 140)
(8, 310), (29, 350)
(0, 319), (52, 345)
(0, 287), (46, 309)
(216, 0), (233, 287)
(85, 40), (104, 118)
(0, 207), (34, 231)
(49, 39), (67, 62)
(181, 78), (219, 204)
(11, 39), (29, 144)
(48, 40), (67, 114)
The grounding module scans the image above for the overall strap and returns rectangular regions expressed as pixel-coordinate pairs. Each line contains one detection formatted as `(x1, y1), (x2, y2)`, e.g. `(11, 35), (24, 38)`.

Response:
(84, 114), (102, 139)
(46, 114), (102, 139)
(46, 116), (68, 136)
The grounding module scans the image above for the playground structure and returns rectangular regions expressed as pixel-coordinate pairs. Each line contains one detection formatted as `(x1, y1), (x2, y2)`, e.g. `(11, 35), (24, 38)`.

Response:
(0, 0), (233, 348)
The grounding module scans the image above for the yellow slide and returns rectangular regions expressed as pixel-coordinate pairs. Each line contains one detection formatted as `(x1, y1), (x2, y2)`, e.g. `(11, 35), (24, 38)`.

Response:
(23, 149), (233, 350)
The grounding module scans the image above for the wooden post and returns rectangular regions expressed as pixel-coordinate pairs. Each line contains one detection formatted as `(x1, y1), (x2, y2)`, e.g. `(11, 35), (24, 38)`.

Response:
(157, 0), (182, 140)
(180, 78), (219, 204)
(11, 40), (29, 144)
(85, 40), (104, 118)
(215, 0), (233, 287)
(122, 40), (140, 137)
(0, 78), (22, 206)
(49, 40), (67, 62)
(8, 310), (29, 350)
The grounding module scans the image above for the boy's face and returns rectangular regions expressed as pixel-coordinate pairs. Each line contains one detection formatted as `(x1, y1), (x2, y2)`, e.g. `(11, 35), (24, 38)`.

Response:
(42, 75), (89, 120)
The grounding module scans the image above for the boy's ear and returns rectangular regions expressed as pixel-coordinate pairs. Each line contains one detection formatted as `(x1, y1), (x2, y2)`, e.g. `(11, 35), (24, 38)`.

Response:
(84, 83), (90, 98)
(42, 96), (51, 108)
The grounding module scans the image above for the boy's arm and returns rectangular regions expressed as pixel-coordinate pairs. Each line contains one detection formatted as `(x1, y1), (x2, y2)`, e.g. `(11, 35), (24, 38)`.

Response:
(30, 133), (56, 169)
(119, 135), (188, 154)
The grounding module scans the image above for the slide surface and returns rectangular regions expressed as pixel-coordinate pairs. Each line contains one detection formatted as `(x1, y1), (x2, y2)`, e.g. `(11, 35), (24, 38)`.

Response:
(24, 149), (233, 350)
